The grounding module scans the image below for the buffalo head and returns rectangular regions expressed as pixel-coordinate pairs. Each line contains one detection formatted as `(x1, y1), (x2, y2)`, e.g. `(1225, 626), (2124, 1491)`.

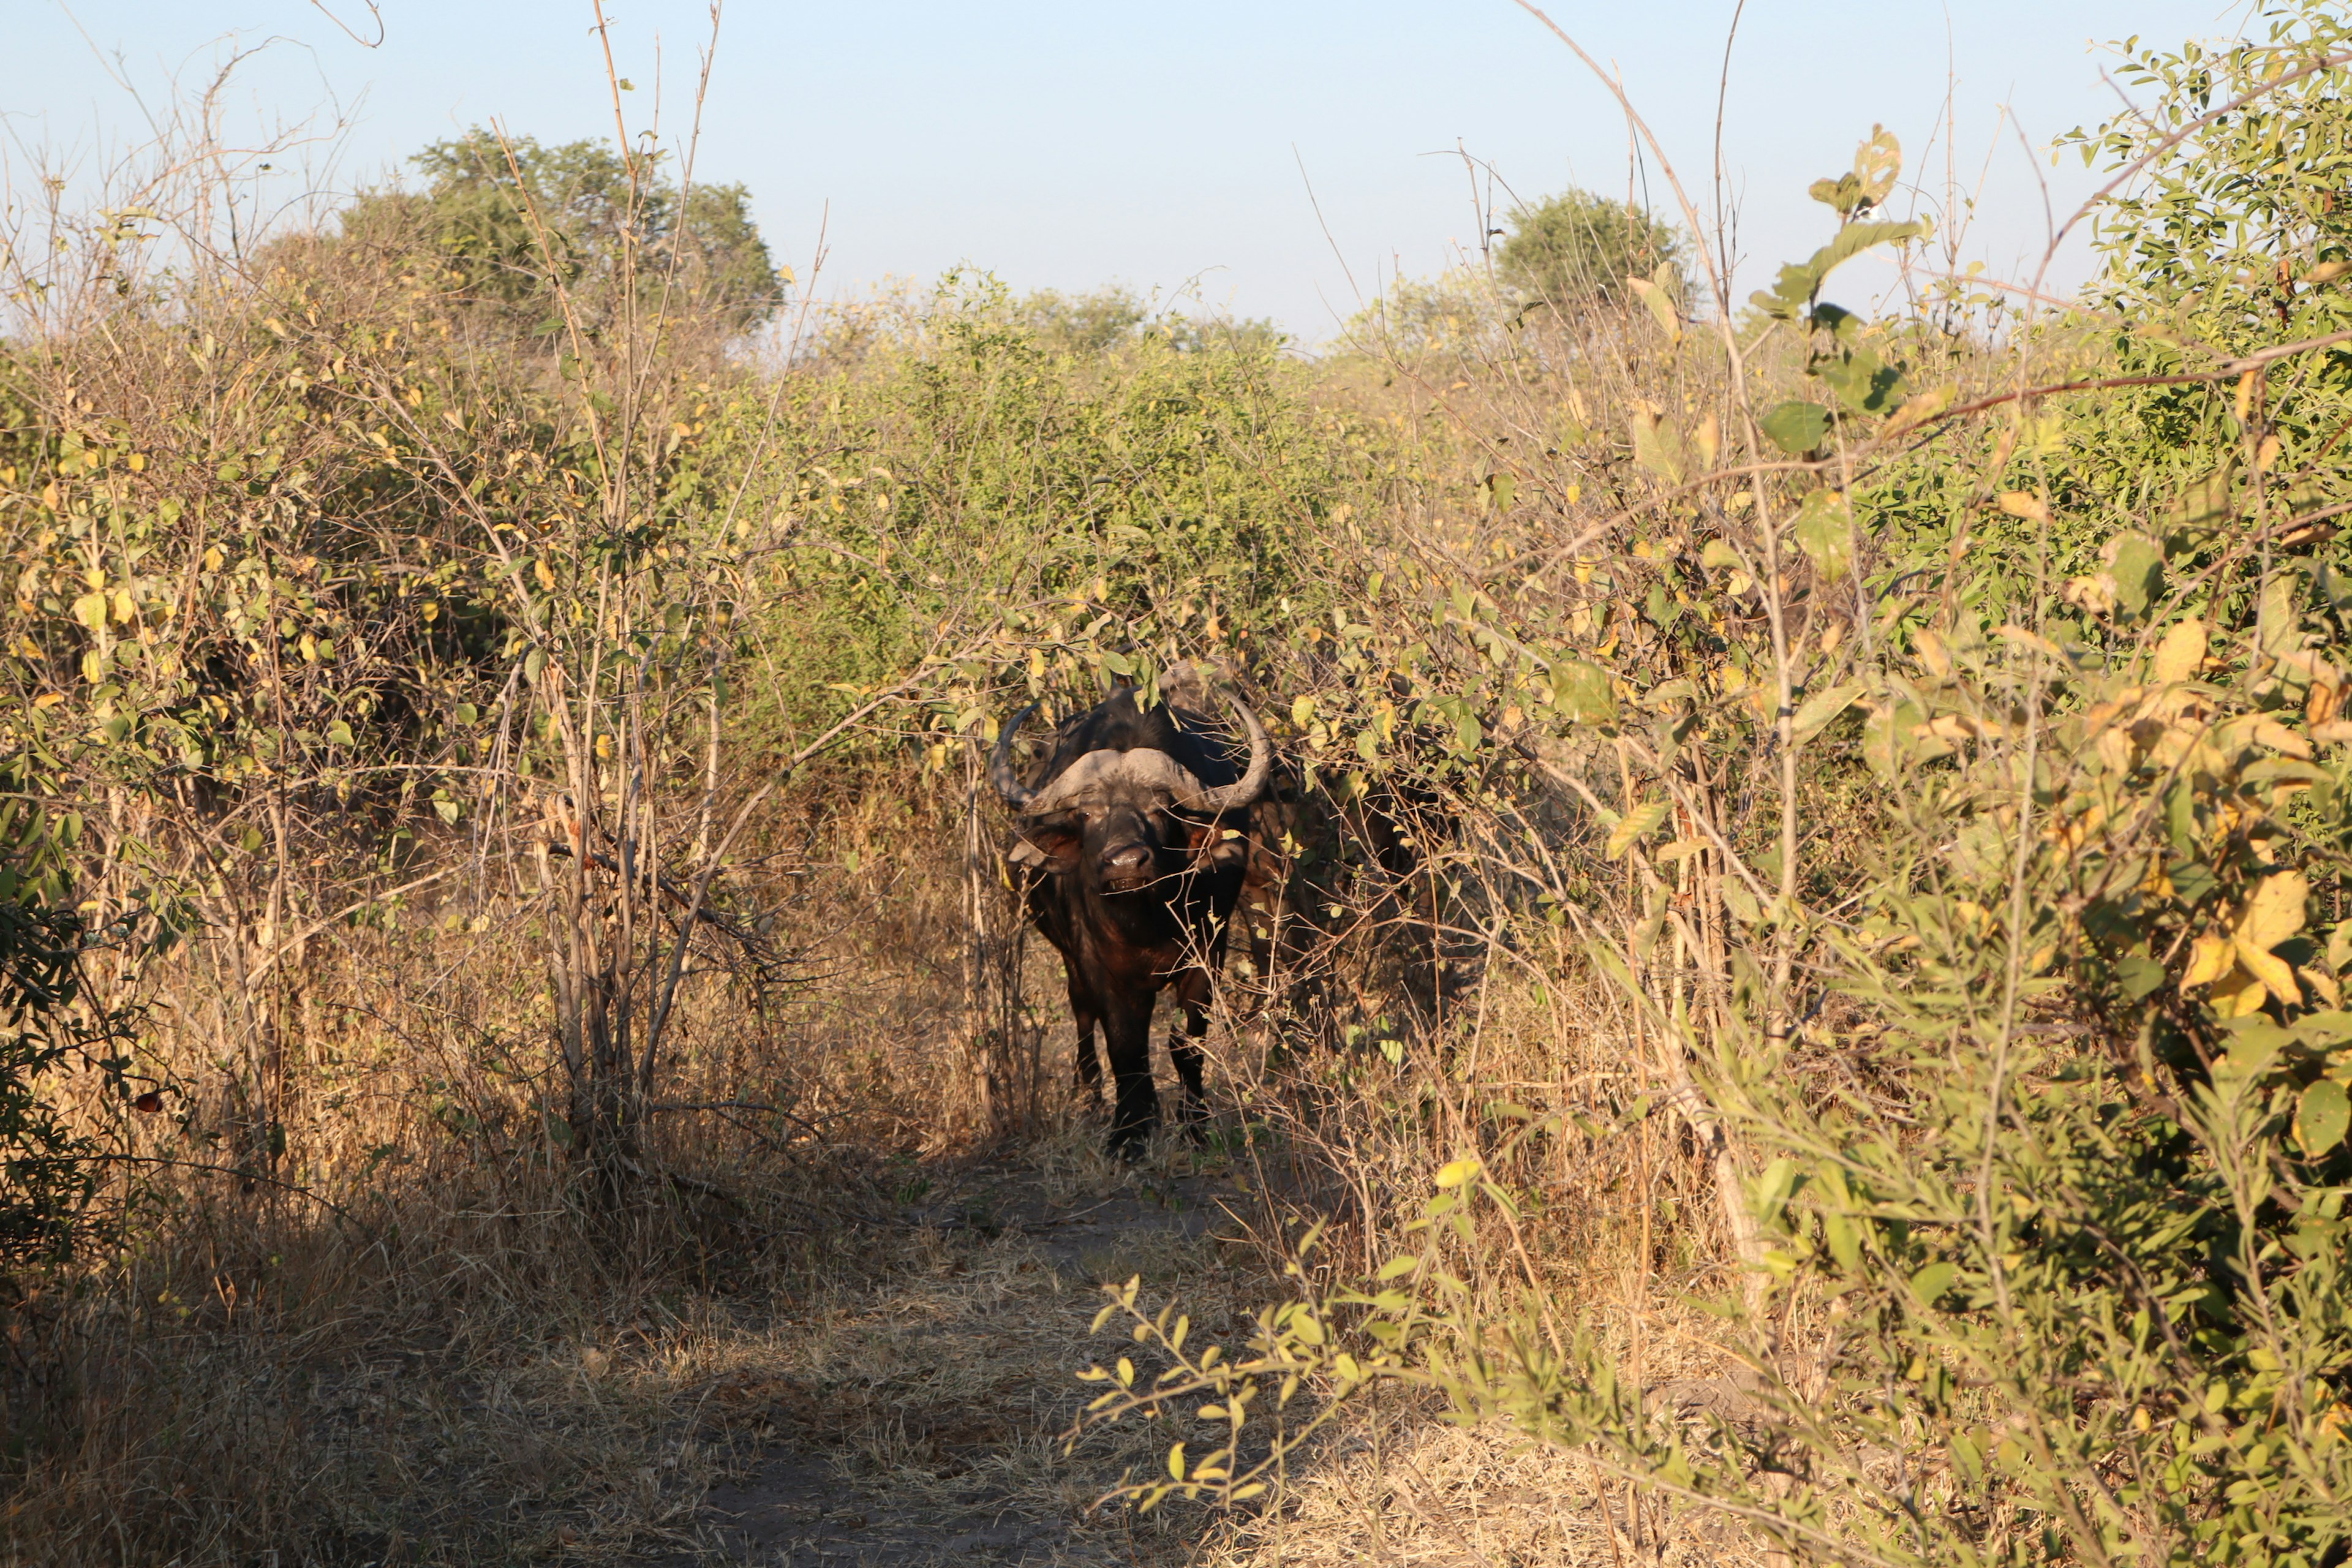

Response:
(989, 696), (1270, 895)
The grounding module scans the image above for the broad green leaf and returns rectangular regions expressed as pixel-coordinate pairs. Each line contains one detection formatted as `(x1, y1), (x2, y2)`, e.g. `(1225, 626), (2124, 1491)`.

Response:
(2297, 1077), (2349, 1156)
(1790, 682), (1864, 744)
(1909, 1261), (1958, 1303)
(2105, 531), (2165, 618)
(1548, 658), (1616, 725)
(1790, 489), (1855, 583)
(1818, 344), (1906, 415)
(1806, 219), (1931, 287)
(1760, 401), (1831, 455)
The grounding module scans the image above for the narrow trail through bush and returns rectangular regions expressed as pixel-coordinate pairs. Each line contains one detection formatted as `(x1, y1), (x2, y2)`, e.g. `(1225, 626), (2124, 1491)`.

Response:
(641, 1153), (1251, 1567)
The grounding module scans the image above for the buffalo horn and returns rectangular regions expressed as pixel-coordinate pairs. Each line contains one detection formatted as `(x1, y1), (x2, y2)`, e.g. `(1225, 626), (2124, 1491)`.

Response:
(1182, 699), (1272, 814)
(989, 703), (1042, 809)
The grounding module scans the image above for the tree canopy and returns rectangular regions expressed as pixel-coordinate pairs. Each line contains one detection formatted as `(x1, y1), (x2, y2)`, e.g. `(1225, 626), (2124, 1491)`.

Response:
(1496, 187), (1682, 312)
(339, 130), (780, 337)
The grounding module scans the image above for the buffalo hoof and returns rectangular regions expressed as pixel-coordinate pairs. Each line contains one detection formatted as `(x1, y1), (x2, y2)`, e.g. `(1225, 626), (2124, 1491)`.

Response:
(1107, 1124), (1154, 1162)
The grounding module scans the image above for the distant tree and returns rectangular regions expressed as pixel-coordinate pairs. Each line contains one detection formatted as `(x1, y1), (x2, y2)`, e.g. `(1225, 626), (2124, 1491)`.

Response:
(337, 130), (780, 337)
(1025, 286), (1151, 355)
(1497, 189), (1683, 312)
(1020, 286), (1287, 358)
(1158, 312), (1288, 356)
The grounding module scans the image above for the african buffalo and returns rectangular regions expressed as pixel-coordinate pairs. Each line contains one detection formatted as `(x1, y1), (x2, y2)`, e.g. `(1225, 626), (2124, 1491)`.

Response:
(990, 685), (1272, 1153)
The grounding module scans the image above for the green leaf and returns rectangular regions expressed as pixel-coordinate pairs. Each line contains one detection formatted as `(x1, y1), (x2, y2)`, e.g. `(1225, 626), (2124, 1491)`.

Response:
(1754, 1157), (1799, 1223)
(1760, 401), (1831, 456)
(1909, 1261), (1958, 1304)
(1818, 344), (1907, 415)
(1605, 799), (1670, 861)
(2115, 954), (2168, 1002)
(1806, 219), (1931, 287)
(2297, 1078), (2349, 1156)
(1790, 682), (1864, 744)
(1548, 658), (1616, 725)
(1790, 489), (1856, 583)
(2105, 532), (2165, 619)
(1747, 219), (1928, 318)
(1632, 405), (1689, 482)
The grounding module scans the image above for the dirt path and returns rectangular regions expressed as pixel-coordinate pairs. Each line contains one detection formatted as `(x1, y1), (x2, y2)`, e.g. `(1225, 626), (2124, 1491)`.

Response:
(646, 1153), (1255, 1567)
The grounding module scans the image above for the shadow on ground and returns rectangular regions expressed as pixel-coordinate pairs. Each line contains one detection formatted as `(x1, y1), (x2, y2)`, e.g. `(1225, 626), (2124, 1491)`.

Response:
(644, 1152), (1264, 1567)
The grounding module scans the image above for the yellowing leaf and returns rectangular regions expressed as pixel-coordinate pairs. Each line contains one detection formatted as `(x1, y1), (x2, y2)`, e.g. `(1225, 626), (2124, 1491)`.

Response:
(1626, 273), (1683, 342)
(2211, 963), (2271, 1017)
(535, 558), (556, 590)
(1605, 799), (1670, 860)
(2152, 619), (2208, 684)
(1883, 383), (1956, 435)
(111, 590), (135, 625)
(2252, 718), (2313, 759)
(1997, 491), (2051, 524)
(1434, 1157), (1483, 1189)
(70, 592), (107, 631)
(2182, 933), (2235, 989)
(2239, 870), (2309, 954)
(1632, 403), (1689, 481)
(2233, 938), (2301, 1008)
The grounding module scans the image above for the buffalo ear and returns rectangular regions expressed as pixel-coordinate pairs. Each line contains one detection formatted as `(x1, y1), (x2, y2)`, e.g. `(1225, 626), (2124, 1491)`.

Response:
(1015, 813), (1084, 874)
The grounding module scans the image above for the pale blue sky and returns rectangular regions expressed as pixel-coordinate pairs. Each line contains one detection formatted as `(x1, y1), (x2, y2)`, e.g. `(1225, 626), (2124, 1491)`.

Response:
(2, 1), (2253, 339)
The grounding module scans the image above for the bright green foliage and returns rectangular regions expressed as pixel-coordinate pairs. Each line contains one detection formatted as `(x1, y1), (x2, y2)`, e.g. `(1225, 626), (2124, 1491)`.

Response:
(714, 277), (1366, 748)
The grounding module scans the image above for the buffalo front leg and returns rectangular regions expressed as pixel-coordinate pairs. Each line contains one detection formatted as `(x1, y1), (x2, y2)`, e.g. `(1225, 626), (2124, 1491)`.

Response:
(1067, 971), (1104, 1110)
(1101, 993), (1161, 1158)
(1167, 967), (1213, 1137)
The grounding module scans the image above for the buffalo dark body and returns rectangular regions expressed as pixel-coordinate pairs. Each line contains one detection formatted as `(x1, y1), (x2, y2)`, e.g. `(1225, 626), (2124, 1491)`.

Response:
(992, 687), (1272, 1152)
